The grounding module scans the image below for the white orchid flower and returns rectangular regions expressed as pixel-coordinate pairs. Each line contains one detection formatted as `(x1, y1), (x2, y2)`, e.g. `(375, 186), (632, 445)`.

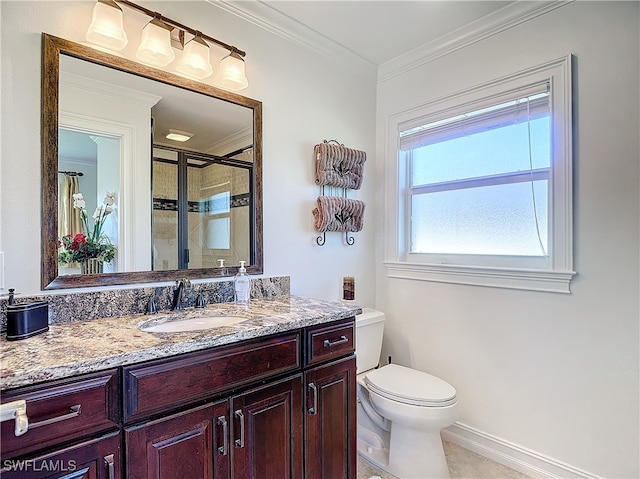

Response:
(104, 192), (117, 206)
(72, 193), (86, 210)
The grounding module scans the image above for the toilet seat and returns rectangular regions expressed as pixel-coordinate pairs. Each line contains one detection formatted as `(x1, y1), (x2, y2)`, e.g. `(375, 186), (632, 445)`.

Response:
(364, 364), (457, 407)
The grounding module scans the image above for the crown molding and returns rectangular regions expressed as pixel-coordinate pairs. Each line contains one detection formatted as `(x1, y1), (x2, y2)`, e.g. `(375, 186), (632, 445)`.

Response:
(207, 1), (573, 83)
(207, 0), (378, 79)
(207, 126), (253, 156)
(378, 0), (574, 83)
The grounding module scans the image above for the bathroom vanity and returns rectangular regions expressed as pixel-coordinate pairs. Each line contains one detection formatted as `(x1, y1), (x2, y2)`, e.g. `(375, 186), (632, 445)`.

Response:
(0, 296), (359, 479)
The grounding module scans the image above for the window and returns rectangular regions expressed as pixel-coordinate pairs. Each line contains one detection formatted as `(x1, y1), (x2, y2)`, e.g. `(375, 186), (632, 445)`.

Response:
(384, 56), (575, 293)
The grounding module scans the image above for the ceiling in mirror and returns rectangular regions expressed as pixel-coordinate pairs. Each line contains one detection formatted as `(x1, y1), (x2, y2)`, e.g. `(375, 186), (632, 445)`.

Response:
(59, 55), (253, 156)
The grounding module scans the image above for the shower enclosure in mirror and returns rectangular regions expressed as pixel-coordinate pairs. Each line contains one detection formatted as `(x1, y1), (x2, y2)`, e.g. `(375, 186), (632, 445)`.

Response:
(42, 34), (263, 289)
(152, 146), (253, 271)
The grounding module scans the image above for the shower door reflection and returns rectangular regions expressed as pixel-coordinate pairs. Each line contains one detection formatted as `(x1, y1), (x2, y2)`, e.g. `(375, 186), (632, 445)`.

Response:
(152, 146), (253, 271)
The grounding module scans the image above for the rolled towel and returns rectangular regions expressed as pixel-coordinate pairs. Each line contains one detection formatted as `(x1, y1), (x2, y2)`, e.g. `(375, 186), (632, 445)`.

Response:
(314, 142), (367, 190)
(313, 196), (365, 233)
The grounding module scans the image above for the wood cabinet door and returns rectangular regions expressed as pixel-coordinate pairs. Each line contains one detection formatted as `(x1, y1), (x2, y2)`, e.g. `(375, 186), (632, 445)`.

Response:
(304, 356), (357, 479)
(125, 401), (229, 479)
(0, 431), (121, 479)
(230, 374), (303, 479)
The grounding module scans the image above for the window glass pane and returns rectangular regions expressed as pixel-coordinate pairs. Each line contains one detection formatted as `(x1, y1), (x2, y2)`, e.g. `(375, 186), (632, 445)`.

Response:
(410, 181), (548, 256)
(207, 218), (231, 249)
(411, 117), (550, 186)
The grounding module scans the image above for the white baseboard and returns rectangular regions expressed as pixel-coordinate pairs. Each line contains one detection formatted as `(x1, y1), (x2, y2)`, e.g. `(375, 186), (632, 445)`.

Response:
(441, 422), (602, 479)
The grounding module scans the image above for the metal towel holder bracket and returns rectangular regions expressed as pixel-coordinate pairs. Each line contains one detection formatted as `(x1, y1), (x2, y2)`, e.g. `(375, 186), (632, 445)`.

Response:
(315, 139), (358, 246)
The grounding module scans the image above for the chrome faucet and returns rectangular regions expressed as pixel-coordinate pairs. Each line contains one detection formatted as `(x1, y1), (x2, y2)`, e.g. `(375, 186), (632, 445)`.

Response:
(171, 278), (191, 310)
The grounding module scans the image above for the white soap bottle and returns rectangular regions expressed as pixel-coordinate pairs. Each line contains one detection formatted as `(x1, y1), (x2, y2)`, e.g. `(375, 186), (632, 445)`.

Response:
(234, 261), (250, 306)
(217, 259), (227, 276)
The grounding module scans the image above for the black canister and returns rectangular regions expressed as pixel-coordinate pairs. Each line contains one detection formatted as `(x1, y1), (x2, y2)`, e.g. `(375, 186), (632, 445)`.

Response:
(6, 301), (49, 340)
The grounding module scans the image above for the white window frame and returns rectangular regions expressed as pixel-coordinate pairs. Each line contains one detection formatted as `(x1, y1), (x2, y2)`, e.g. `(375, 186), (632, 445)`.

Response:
(384, 55), (575, 293)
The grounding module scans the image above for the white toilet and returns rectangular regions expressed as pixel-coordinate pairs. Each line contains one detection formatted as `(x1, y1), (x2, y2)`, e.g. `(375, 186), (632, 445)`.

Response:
(356, 308), (459, 479)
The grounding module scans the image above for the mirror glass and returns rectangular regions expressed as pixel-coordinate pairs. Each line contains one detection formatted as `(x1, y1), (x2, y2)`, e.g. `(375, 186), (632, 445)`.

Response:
(42, 34), (263, 289)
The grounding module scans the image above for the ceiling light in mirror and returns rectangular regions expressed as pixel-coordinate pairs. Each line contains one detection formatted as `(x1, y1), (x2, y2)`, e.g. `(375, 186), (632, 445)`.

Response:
(177, 33), (213, 80)
(136, 18), (175, 67)
(215, 51), (249, 91)
(86, 0), (128, 51)
(165, 129), (193, 142)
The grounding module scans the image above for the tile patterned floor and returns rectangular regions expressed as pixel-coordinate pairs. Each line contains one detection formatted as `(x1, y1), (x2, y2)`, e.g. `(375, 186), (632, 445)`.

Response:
(357, 439), (533, 479)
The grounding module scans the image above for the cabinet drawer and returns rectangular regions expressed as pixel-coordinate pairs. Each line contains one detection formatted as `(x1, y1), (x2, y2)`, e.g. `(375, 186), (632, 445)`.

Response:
(305, 318), (355, 367)
(0, 431), (121, 479)
(123, 332), (301, 423)
(0, 369), (119, 459)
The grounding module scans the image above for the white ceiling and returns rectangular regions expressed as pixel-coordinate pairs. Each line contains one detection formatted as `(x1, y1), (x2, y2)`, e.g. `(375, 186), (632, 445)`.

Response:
(252, 1), (514, 66)
(216, 1), (568, 78)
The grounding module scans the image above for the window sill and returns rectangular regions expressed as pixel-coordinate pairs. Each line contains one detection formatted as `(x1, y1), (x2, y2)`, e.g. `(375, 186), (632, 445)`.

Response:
(383, 261), (576, 294)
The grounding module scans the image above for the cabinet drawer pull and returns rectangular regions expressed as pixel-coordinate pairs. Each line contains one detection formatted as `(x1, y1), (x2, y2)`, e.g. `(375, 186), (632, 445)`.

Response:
(217, 415), (228, 456)
(0, 399), (28, 436)
(323, 335), (348, 348)
(104, 454), (115, 479)
(234, 410), (245, 448)
(308, 382), (318, 415)
(29, 404), (82, 429)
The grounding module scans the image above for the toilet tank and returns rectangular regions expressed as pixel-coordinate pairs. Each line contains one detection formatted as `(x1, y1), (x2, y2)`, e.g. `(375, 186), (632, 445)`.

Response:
(355, 308), (385, 374)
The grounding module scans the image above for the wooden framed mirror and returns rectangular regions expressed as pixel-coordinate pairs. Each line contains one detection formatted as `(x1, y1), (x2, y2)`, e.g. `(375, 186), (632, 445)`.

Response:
(42, 34), (263, 289)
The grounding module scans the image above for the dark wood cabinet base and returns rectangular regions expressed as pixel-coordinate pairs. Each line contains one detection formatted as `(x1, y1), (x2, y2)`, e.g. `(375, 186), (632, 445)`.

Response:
(1, 318), (356, 479)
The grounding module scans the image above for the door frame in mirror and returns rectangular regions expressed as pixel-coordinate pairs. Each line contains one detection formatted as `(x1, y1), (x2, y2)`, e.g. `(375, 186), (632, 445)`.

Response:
(42, 33), (263, 290)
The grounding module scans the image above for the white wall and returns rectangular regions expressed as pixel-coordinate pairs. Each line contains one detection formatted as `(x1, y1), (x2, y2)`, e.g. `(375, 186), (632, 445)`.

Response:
(375, 2), (639, 478)
(0, 1), (377, 304)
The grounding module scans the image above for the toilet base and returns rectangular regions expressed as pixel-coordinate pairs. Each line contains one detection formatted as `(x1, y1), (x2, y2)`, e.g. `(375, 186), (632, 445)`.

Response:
(357, 422), (449, 479)
(387, 423), (450, 479)
(357, 425), (389, 470)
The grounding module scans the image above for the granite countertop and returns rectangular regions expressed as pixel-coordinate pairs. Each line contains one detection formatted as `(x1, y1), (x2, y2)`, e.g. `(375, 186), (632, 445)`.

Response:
(0, 296), (361, 391)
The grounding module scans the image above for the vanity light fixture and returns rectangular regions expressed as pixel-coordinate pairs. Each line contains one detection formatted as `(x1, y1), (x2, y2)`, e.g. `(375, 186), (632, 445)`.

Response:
(84, 0), (249, 90)
(216, 49), (249, 91)
(176, 32), (213, 80)
(165, 129), (193, 142)
(136, 17), (175, 67)
(85, 0), (128, 52)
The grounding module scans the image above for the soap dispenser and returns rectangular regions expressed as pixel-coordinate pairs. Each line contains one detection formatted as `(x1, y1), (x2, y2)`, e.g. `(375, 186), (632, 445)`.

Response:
(217, 259), (227, 276)
(234, 261), (250, 306)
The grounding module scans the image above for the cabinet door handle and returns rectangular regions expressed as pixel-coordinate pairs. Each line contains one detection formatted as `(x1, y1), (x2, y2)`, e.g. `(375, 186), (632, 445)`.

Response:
(308, 382), (318, 415)
(234, 410), (245, 448)
(29, 404), (81, 429)
(323, 335), (348, 348)
(217, 415), (228, 456)
(104, 454), (115, 479)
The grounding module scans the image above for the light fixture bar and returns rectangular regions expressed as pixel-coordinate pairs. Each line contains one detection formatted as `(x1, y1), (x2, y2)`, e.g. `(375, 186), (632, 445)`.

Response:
(117, 0), (246, 58)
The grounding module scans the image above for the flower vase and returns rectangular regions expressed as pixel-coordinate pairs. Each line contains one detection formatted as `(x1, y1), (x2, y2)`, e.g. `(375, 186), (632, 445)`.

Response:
(81, 258), (104, 275)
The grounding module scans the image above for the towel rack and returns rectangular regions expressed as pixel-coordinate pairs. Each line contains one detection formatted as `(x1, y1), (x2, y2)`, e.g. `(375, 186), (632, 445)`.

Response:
(313, 139), (366, 246)
(315, 186), (356, 246)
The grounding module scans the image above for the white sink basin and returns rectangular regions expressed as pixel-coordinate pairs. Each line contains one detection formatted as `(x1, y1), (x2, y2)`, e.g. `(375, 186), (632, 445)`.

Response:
(139, 315), (247, 333)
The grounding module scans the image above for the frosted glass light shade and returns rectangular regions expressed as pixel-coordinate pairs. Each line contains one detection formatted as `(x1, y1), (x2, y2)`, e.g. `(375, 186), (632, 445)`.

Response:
(136, 18), (175, 67)
(215, 51), (248, 91)
(176, 34), (213, 80)
(86, 0), (128, 52)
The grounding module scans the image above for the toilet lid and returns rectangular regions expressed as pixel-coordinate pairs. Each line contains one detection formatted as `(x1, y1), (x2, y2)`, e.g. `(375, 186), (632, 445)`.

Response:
(364, 364), (457, 407)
